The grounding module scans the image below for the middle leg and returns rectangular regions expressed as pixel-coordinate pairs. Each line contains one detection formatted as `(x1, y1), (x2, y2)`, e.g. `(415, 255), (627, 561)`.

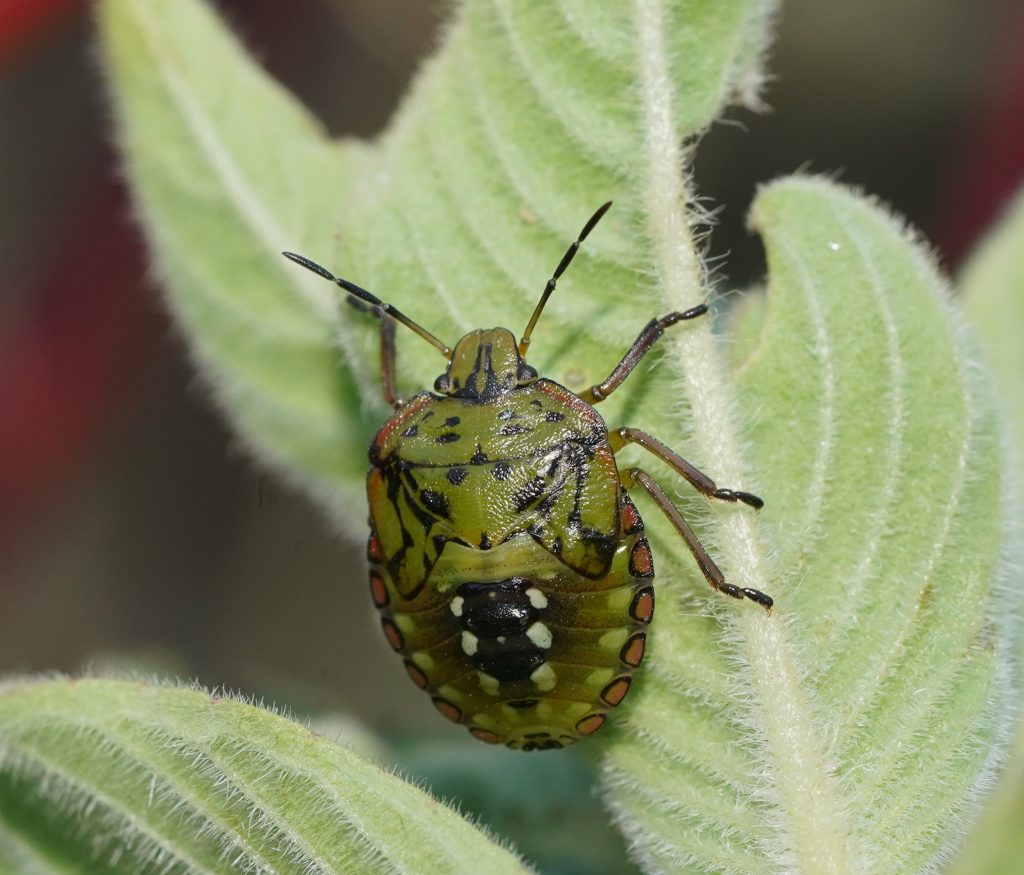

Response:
(609, 427), (763, 509)
(621, 467), (773, 611)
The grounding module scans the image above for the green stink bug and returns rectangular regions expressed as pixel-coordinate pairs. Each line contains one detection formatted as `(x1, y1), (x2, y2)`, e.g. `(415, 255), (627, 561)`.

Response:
(284, 202), (771, 751)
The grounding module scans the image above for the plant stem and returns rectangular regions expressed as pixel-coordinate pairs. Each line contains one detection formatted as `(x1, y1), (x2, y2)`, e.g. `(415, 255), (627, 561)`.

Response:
(634, 1), (860, 871)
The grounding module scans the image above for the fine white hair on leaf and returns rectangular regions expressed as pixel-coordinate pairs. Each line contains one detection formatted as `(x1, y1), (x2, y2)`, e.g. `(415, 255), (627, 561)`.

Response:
(0, 676), (532, 874)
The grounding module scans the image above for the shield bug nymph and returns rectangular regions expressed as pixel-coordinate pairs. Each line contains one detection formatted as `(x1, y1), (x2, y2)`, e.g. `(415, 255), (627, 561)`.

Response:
(283, 202), (771, 751)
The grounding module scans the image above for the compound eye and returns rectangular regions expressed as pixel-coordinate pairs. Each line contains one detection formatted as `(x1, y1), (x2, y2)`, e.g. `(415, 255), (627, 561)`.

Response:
(517, 364), (538, 382)
(434, 374), (450, 393)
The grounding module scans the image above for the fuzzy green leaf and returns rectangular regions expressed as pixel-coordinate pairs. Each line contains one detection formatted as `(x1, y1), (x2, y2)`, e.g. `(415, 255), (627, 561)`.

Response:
(962, 186), (1024, 467)
(947, 184), (1024, 875)
(602, 178), (1017, 874)
(97, 0), (376, 526)
(0, 678), (529, 874)
(97, 0), (776, 528)
(95, 1), (1019, 874)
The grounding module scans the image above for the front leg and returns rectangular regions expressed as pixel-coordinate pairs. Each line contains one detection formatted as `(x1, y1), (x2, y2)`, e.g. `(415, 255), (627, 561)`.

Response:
(579, 305), (708, 405)
(346, 296), (402, 408)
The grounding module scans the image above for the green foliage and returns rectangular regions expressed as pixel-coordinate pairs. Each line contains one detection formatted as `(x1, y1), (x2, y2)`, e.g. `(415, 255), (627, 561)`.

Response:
(946, 186), (1024, 875)
(0, 678), (529, 873)
(0, 0), (1017, 872)
(962, 187), (1024, 468)
(95, 0), (776, 531)
(603, 177), (1016, 874)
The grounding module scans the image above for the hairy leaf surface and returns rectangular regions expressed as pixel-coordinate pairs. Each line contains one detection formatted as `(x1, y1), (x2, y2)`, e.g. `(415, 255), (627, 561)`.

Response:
(0, 678), (529, 874)
(603, 178), (1016, 873)
(89, 1), (1019, 873)
(948, 183), (1024, 875)
(97, 0), (775, 527)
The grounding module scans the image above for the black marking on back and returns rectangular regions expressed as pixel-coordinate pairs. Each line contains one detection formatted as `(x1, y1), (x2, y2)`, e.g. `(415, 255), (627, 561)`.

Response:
(537, 493), (559, 517)
(582, 526), (616, 553)
(421, 489), (451, 518)
(378, 462), (444, 599)
(452, 340), (508, 401)
(435, 432), (461, 444)
(477, 648), (546, 682)
(499, 423), (532, 436)
(513, 476), (549, 513)
(447, 466), (468, 486)
(455, 578), (547, 683)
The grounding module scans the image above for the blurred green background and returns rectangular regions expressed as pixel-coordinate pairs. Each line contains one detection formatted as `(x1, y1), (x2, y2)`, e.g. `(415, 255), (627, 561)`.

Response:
(1, 1), (1022, 870)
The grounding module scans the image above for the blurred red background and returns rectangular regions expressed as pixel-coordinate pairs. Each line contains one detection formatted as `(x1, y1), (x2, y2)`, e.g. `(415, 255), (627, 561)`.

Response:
(1, 0), (1021, 725)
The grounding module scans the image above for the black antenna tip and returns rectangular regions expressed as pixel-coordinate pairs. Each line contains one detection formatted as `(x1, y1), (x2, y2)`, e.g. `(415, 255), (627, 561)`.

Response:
(282, 251), (335, 282)
(580, 201), (614, 240)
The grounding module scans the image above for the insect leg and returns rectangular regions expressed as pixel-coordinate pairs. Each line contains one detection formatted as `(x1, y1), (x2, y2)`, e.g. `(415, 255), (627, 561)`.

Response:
(609, 427), (763, 509)
(346, 297), (402, 408)
(622, 467), (773, 611)
(579, 306), (708, 405)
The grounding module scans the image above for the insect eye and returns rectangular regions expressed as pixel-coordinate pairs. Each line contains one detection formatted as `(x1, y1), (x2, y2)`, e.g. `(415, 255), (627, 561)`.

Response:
(434, 374), (450, 393)
(518, 364), (538, 382)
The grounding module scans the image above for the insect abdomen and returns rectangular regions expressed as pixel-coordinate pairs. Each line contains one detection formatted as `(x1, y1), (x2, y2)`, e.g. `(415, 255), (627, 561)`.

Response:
(369, 491), (652, 750)
(452, 577), (549, 681)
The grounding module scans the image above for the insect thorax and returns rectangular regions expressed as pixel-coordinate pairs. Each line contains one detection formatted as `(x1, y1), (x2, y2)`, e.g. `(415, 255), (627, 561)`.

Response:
(368, 380), (623, 590)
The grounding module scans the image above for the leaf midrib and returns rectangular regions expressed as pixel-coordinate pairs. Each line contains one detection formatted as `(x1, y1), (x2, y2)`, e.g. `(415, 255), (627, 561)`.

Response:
(632, 3), (859, 869)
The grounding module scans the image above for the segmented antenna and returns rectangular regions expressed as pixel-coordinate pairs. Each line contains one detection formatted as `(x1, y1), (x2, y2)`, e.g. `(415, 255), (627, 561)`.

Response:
(519, 201), (612, 357)
(282, 252), (451, 358)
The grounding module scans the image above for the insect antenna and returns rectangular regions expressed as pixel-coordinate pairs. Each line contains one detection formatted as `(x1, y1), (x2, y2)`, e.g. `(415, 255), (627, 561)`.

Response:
(518, 201), (612, 357)
(282, 252), (452, 358)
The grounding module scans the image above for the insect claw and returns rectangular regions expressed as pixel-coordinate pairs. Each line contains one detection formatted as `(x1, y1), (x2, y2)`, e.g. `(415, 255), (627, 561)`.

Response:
(742, 588), (774, 612)
(712, 488), (764, 510)
(734, 490), (764, 510)
(708, 489), (765, 510)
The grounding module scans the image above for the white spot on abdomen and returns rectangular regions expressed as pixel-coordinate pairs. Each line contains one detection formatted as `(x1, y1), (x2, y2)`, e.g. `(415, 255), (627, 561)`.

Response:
(526, 622), (552, 649)
(530, 663), (556, 691)
(526, 587), (548, 609)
